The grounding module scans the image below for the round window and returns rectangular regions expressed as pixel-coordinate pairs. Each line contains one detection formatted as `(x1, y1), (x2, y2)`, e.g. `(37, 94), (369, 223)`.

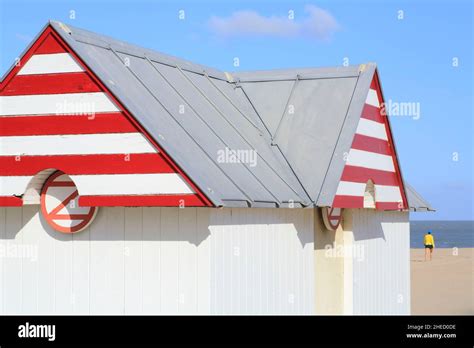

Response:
(40, 171), (97, 233)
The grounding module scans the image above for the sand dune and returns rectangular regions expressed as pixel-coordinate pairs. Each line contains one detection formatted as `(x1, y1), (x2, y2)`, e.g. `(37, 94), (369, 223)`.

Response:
(411, 248), (473, 315)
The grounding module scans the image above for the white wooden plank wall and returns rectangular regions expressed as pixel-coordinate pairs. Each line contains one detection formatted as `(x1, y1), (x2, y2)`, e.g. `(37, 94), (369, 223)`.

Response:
(351, 209), (410, 314)
(0, 206), (211, 314)
(0, 206), (314, 314)
(209, 208), (315, 314)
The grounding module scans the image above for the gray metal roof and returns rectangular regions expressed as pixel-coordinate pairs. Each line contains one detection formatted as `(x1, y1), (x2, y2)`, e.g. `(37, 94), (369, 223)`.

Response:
(47, 20), (432, 210)
(405, 183), (435, 212)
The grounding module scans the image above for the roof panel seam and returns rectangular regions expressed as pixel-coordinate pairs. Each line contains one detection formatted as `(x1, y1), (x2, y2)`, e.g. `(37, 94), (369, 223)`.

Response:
(237, 81), (313, 204)
(72, 34), (229, 82)
(107, 46), (252, 203)
(176, 63), (312, 204)
(272, 75), (299, 143)
(141, 55), (269, 203)
(236, 84), (273, 138)
(174, 64), (287, 205)
(203, 72), (264, 134)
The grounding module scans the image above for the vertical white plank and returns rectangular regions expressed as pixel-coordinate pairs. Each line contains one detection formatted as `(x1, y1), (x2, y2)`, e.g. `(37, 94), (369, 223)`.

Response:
(21, 206), (39, 314)
(178, 208), (197, 313)
(271, 208), (280, 314)
(296, 209), (305, 314)
(37, 208), (55, 313)
(403, 213), (410, 314)
(221, 208), (232, 314)
(71, 223), (90, 314)
(275, 209), (284, 313)
(263, 209), (272, 314)
(241, 208), (251, 314)
(299, 208), (308, 313)
(230, 208), (242, 314)
(124, 207), (143, 314)
(253, 209), (261, 314)
(53, 218), (73, 314)
(4, 208), (23, 313)
(304, 209), (315, 314)
(287, 208), (298, 314)
(279, 209), (290, 314)
(209, 209), (217, 314)
(105, 207), (126, 314)
(254, 209), (264, 314)
(160, 207), (179, 313)
(241, 208), (250, 314)
(0, 208), (5, 314)
(267, 209), (277, 314)
(89, 207), (112, 314)
(280, 208), (291, 314)
(246, 208), (258, 314)
(196, 208), (210, 314)
(142, 207), (161, 314)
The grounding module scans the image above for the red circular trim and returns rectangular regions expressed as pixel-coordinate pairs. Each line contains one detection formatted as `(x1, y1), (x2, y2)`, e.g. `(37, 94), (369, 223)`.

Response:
(327, 207), (341, 230)
(40, 171), (96, 233)
(322, 207), (342, 231)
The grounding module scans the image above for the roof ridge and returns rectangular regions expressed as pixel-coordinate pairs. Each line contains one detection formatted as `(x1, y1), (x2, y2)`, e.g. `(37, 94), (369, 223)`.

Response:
(51, 21), (376, 84)
(51, 20), (229, 82)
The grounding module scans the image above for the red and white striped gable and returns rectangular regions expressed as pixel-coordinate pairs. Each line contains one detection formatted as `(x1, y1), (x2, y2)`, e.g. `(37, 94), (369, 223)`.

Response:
(332, 73), (408, 210)
(0, 26), (211, 207)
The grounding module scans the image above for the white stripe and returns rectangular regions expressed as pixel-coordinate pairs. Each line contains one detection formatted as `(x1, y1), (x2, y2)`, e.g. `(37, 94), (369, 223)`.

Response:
(0, 92), (119, 116)
(335, 181), (402, 203)
(366, 88), (380, 108)
(336, 181), (365, 196)
(0, 133), (156, 156)
(0, 173), (193, 197)
(355, 118), (388, 140)
(0, 176), (33, 196)
(347, 149), (395, 172)
(70, 174), (195, 195)
(18, 53), (84, 75)
(375, 184), (403, 202)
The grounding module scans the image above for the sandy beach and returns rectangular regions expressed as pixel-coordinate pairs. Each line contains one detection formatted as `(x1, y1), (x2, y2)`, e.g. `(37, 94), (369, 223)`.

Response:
(411, 248), (473, 315)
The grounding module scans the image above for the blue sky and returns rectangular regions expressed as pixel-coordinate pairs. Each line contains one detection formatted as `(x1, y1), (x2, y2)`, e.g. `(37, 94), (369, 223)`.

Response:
(1, 0), (472, 220)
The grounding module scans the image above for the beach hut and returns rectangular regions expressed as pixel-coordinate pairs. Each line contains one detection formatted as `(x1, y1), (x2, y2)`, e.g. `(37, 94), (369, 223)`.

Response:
(0, 21), (433, 315)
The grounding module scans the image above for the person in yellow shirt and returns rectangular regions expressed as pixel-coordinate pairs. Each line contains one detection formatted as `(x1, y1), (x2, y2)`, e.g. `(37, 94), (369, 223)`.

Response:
(424, 230), (435, 261)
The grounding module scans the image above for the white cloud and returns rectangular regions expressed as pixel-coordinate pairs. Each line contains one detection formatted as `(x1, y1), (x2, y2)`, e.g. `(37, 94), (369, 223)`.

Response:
(208, 5), (340, 41)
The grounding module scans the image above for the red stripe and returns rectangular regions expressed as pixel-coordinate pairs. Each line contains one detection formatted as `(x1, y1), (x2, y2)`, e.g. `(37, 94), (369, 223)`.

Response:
(0, 197), (23, 206)
(35, 34), (67, 54)
(361, 103), (384, 123)
(370, 79), (377, 90)
(0, 113), (137, 136)
(351, 134), (393, 156)
(332, 195), (363, 208)
(1, 73), (101, 96)
(376, 202), (403, 210)
(340, 165), (400, 186)
(79, 195), (206, 207)
(0, 153), (175, 176)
